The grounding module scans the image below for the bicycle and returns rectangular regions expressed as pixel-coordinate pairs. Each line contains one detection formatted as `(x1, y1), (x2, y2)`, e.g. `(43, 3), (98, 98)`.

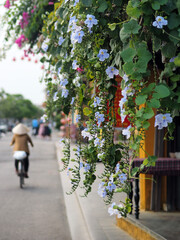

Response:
(13, 151), (27, 189)
(18, 159), (25, 188)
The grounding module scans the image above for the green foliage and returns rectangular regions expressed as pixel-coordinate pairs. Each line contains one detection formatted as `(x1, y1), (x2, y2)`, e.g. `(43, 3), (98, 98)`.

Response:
(0, 90), (43, 120)
(2, 0), (180, 219)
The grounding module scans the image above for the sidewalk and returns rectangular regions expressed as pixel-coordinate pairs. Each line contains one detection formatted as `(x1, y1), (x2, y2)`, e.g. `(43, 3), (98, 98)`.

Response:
(54, 134), (180, 240)
(55, 140), (134, 240)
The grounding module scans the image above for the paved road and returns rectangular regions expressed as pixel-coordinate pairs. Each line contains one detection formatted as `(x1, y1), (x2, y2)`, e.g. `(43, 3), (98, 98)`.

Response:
(0, 133), (71, 240)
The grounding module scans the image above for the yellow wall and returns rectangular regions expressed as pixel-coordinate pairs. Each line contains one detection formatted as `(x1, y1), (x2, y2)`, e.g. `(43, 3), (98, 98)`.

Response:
(139, 116), (155, 210)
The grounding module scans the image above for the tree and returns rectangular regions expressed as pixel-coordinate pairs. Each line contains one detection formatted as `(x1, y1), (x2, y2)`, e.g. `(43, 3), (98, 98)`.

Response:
(0, 90), (44, 121)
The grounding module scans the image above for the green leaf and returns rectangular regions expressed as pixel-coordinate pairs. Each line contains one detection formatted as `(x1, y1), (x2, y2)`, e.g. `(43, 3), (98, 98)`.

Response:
(153, 37), (161, 51)
(141, 83), (155, 94)
(143, 108), (154, 120)
(120, 48), (136, 62)
(126, 1), (141, 18)
(171, 74), (180, 82)
(108, 23), (117, 31)
(119, 27), (130, 42)
(147, 155), (157, 167)
(162, 42), (177, 58)
(137, 46), (152, 62)
(83, 107), (92, 116)
(131, 0), (140, 7)
(123, 61), (134, 75)
(152, 2), (160, 10)
(115, 51), (121, 66)
(97, 1), (108, 12)
(143, 158), (148, 166)
(148, 98), (160, 108)
(123, 19), (141, 34)
(131, 167), (139, 176)
(135, 95), (148, 105)
(135, 120), (142, 128)
(174, 55), (180, 67)
(177, 0), (180, 14)
(109, 39), (117, 51)
(136, 107), (144, 117)
(154, 84), (170, 98)
(143, 121), (150, 129)
(168, 13), (180, 30)
(82, 0), (92, 7)
(134, 60), (148, 73)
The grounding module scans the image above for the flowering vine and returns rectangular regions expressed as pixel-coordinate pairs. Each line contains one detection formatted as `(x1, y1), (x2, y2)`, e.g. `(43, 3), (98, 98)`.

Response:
(1, 0), (180, 218)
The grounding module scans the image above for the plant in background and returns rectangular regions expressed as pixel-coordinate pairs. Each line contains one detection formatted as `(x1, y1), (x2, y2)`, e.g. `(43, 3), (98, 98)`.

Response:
(1, 0), (180, 218)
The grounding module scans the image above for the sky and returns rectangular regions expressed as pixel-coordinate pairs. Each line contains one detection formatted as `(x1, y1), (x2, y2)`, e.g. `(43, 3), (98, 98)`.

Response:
(0, 6), (46, 106)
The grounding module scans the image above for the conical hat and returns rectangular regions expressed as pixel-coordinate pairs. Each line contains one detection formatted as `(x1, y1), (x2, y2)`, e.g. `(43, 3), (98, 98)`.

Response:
(12, 123), (29, 135)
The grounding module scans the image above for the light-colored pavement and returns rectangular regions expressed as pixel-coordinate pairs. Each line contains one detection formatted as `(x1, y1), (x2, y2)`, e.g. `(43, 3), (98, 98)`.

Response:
(56, 141), (134, 240)
(0, 133), (71, 240)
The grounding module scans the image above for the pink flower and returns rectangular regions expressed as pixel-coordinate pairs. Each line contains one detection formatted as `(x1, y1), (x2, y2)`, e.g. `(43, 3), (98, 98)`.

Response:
(19, 12), (30, 29)
(48, 2), (54, 5)
(15, 35), (28, 48)
(24, 50), (28, 57)
(77, 67), (83, 73)
(4, 0), (10, 8)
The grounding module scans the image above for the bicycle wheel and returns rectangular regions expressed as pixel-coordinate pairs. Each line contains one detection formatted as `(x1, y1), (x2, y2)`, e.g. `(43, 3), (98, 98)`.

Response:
(19, 160), (25, 189)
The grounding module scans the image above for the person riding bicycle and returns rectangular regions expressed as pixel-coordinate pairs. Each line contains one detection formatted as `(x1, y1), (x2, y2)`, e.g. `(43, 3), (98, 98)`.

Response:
(10, 123), (34, 178)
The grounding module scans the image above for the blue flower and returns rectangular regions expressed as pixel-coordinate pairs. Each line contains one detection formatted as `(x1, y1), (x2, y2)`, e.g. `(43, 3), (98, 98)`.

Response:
(81, 128), (93, 140)
(169, 57), (177, 63)
(152, 16), (168, 29)
(84, 14), (98, 31)
(76, 146), (81, 156)
(122, 125), (132, 139)
(79, 162), (83, 170)
(123, 74), (129, 83)
(93, 97), (101, 107)
(58, 67), (62, 74)
(60, 78), (68, 87)
(53, 92), (59, 101)
(58, 37), (65, 46)
(94, 137), (100, 147)
(70, 97), (75, 105)
(71, 47), (75, 57)
(98, 182), (107, 198)
(72, 60), (79, 70)
(118, 173), (127, 184)
(106, 181), (116, 192)
(73, 0), (79, 6)
(115, 163), (120, 173)
(155, 113), (172, 130)
(76, 114), (81, 123)
(97, 49), (109, 62)
(120, 109), (127, 123)
(84, 163), (91, 172)
(95, 112), (105, 127)
(42, 42), (48, 52)
(106, 66), (119, 78)
(61, 89), (69, 98)
(74, 30), (84, 43)
(108, 202), (118, 216)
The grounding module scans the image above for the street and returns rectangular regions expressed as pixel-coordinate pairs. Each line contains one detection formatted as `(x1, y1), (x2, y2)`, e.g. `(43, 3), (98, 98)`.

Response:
(0, 133), (71, 240)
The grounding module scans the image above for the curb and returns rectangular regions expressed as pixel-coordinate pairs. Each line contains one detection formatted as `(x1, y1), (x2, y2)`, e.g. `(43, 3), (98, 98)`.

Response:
(56, 143), (92, 240)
